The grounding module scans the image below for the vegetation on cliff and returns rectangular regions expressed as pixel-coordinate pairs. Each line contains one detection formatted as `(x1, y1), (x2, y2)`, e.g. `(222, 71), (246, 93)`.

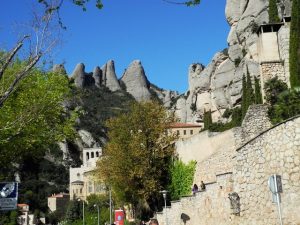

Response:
(289, 0), (300, 87)
(268, 0), (280, 23)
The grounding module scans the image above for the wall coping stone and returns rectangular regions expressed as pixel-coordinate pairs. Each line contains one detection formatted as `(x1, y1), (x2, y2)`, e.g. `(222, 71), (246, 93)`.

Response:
(216, 172), (233, 177)
(236, 114), (300, 152)
(260, 60), (283, 64)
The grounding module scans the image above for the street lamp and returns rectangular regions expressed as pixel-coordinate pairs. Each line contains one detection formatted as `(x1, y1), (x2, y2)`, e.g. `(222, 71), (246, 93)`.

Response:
(94, 204), (100, 225)
(78, 198), (85, 225)
(160, 190), (168, 225)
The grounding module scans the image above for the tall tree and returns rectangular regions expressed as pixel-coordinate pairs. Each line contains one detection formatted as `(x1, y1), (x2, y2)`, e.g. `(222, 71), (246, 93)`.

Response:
(246, 68), (255, 106)
(289, 0), (300, 87)
(0, 4), (61, 109)
(96, 101), (176, 215)
(269, 0), (280, 23)
(0, 63), (76, 167)
(254, 76), (263, 104)
(241, 74), (247, 118)
(203, 110), (212, 130)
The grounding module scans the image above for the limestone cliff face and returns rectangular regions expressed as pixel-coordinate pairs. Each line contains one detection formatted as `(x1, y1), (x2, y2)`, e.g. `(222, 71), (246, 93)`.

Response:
(172, 0), (291, 123)
(120, 60), (152, 102)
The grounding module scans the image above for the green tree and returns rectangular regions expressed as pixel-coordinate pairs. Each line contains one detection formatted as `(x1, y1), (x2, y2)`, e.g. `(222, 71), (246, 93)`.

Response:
(96, 101), (176, 215)
(289, 0), (300, 87)
(65, 200), (82, 222)
(268, 89), (300, 124)
(168, 160), (196, 200)
(241, 74), (247, 118)
(269, 0), (280, 23)
(264, 77), (288, 105)
(203, 110), (212, 130)
(254, 76), (263, 104)
(0, 62), (76, 167)
(246, 69), (255, 106)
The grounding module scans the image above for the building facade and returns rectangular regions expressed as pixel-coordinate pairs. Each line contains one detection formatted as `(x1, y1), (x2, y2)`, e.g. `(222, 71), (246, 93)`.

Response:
(69, 148), (105, 200)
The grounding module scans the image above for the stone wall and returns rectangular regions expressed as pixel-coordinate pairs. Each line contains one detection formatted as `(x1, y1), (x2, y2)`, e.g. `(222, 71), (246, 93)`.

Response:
(233, 116), (300, 225)
(261, 62), (286, 82)
(157, 173), (234, 225)
(158, 111), (300, 225)
(176, 129), (236, 164)
(238, 104), (272, 146)
(278, 23), (291, 87)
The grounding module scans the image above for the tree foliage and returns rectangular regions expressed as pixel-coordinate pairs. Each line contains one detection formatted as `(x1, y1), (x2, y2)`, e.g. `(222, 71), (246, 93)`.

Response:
(168, 160), (196, 200)
(203, 110), (212, 130)
(268, 0), (280, 23)
(264, 77), (288, 105)
(264, 77), (300, 124)
(0, 62), (76, 167)
(96, 101), (176, 210)
(289, 0), (300, 87)
(254, 77), (263, 104)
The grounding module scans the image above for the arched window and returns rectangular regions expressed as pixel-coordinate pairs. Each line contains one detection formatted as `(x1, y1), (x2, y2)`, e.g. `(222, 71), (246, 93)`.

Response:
(86, 152), (90, 160)
(96, 151), (99, 157)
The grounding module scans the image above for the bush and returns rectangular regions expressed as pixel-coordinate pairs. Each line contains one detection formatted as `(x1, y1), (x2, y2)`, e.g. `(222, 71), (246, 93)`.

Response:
(268, 89), (300, 124)
(168, 160), (196, 200)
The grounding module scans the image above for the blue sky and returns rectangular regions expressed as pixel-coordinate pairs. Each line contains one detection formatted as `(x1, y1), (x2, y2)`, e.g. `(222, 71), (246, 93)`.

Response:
(0, 0), (229, 93)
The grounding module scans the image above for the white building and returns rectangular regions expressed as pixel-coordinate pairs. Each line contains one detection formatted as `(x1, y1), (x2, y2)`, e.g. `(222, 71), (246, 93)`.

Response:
(69, 148), (105, 200)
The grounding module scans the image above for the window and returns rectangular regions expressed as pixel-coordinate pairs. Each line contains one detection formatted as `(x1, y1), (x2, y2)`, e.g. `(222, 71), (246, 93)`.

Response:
(177, 130), (180, 135)
(183, 130), (186, 135)
(86, 152), (89, 160)
(80, 188), (82, 194)
(190, 130), (193, 135)
(91, 152), (94, 158)
(96, 151), (99, 157)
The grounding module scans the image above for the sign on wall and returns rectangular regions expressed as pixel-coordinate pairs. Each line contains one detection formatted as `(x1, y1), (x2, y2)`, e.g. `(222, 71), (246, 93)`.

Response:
(0, 182), (18, 211)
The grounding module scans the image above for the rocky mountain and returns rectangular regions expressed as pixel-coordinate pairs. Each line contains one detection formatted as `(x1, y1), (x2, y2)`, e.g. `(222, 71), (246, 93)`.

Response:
(171, 0), (292, 123)
(68, 59), (178, 105)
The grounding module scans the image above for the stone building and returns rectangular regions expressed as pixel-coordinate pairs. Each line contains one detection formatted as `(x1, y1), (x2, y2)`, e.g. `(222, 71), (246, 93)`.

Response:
(257, 17), (291, 99)
(157, 105), (300, 225)
(69, 148), (105, 200)
(168, 122), (203, 139)
(47, 193), (70, 216)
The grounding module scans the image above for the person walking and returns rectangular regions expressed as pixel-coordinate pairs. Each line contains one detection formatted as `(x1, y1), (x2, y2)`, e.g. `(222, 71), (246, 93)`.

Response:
(192, 183), (198, 195)
(200, 181), (206, 191)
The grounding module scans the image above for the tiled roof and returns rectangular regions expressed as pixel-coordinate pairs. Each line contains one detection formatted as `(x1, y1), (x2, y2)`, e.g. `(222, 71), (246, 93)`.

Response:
(169, 122), (202, 128)
(17, 204), (29, 207)
(48, 193), (70, 198)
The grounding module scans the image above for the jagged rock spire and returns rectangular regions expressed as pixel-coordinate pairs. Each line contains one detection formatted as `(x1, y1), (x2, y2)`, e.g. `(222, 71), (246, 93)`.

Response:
(93, 66), (102, 87)
(101, 60), (121, 92)
(120, 60), (152, 102)
(71, 63), (86, 88)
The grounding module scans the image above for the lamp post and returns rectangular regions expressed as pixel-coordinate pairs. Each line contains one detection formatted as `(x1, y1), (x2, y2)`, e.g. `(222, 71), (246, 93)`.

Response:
(109, 187), (112, 225)
(94, 204), (100, 225)
(160, 190), (168, 225)
(78, 198), (85, 225)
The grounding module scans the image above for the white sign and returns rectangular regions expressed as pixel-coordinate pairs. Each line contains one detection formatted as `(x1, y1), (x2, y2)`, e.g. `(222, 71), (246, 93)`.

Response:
(0, 182), (18, 211)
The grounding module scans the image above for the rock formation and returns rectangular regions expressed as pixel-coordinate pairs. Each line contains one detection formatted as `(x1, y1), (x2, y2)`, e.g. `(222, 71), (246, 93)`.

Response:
(93, 66), (102, 87)
(71, 63), (87, 88)
(53, 64), (67, 75)
(120, 60), (152, 102)
(171, 0), (291, 123)
(101, 60), (121, 92)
